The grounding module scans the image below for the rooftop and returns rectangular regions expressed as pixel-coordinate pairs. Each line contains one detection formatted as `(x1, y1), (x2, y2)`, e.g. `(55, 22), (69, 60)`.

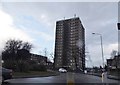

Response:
(56, 17), (80, 22)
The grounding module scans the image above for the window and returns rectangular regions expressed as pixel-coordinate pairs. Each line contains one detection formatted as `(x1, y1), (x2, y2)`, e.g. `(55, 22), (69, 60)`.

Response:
(70, 60), (73, 62)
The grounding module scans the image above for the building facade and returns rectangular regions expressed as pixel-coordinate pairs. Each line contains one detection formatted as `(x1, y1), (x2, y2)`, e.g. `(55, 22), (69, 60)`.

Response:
(47, 61), (54, 70)
(107, 55), (120, 76)
(30, 53), (47, 66)
(54, 17), (85, 71)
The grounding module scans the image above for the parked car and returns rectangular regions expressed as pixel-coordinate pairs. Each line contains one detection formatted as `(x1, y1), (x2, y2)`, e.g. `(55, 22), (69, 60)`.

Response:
(59, 68), (67, 73)
(0, 67), (13, 82)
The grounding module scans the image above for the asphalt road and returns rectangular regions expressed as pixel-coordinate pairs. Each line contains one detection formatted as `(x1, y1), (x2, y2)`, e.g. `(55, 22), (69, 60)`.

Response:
(2, 72), (120, 85)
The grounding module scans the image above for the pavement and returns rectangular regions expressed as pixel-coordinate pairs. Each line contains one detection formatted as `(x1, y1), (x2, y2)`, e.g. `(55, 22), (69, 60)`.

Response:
(87, 72), (120, 80)
(107, 75), (120, 80)
(2, 72), (120, 85)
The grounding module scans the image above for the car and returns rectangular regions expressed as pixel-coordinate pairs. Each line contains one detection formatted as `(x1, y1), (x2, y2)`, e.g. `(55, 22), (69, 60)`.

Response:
(59, 68), (67, 73)
(0, 67), (13, 82)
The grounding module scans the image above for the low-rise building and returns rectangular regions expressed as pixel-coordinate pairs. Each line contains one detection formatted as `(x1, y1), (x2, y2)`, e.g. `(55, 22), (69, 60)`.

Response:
(30, 53), (47, 66)
(107, 55), (120, 76)
(47, 60), (54, 70)
(30, 53), (54, 70)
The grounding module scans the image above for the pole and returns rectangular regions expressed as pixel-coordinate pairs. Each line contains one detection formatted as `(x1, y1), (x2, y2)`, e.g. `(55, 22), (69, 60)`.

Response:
(92, 33), (105, 68)
(100, 35), (104, 68)
(118, 23), (120, 55)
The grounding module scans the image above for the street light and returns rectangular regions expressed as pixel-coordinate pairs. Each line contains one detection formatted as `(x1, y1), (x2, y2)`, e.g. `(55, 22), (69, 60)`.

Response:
(117, 23), (120, 55)
(92, 33), (105, 68)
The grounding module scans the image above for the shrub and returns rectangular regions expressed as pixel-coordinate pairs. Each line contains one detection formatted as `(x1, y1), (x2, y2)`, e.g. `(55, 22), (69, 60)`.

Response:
(16, 61), (30, 72)
(30, 64), (47, 71)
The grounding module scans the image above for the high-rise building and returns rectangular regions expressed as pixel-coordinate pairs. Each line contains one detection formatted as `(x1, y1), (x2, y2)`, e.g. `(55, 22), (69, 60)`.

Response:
(54, 17), (85, 71)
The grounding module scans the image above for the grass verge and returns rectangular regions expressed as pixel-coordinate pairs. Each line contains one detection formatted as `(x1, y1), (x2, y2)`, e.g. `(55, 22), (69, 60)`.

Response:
(13, 71), (60, 78)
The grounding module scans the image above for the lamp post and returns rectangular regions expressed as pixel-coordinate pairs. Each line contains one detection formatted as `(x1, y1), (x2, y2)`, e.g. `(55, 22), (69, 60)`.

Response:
(92, 33), (105, 68)
(117, 23), (120, 55)
(117, 23), (120, 78)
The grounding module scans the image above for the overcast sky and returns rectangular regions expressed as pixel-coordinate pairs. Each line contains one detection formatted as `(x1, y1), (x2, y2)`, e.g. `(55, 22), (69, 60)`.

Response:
(0, 2), (118, 67)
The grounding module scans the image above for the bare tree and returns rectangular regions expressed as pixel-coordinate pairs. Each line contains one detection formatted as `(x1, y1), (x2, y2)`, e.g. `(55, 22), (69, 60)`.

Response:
(2, 39), (32, 61)
(2, 39), (33, 72)
(49, 52), (54, 62)
(43, 48), (48, 57)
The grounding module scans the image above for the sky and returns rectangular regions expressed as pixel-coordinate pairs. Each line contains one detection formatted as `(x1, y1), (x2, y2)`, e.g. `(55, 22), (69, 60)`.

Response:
(0, 2), (119, 67)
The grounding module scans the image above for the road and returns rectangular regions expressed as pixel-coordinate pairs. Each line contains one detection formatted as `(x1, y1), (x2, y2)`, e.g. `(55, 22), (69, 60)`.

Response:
(2, 73), (120, 85)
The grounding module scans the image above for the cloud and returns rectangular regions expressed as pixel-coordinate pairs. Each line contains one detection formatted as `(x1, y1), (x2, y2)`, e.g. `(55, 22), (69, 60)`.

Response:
(30, 30), (53, 41)
(40, 14), (52, 26)
(104, 43), (118, 55)
(87, 42), (118, 67)
(19, 25), (53, 41)
(0, 9), (32, 53)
